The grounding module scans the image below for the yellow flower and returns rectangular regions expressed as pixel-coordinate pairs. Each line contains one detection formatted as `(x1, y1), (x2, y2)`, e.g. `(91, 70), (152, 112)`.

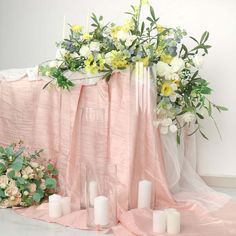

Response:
(71, 25), (83, 32)
(85, 61), (99, 74)
(160, 54), (173, 64)
(141, 57), (150, 66)
(161, 82), (173, 96)
(98, 54), (105, 70)
(111, 26), (122, 38)
(109, 50), (128, 69)
(121, 19), (135, 32)
(82, 33), (93, 40)
(157, 24), (165, 33)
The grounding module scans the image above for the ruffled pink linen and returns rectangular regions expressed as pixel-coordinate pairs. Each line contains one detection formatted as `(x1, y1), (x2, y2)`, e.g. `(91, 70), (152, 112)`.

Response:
(0, 72), (236, 235)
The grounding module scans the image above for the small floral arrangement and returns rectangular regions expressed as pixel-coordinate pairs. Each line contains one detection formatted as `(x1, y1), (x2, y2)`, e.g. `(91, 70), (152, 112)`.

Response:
(0, 141), (58, 208)
(39, 0), (227, 142)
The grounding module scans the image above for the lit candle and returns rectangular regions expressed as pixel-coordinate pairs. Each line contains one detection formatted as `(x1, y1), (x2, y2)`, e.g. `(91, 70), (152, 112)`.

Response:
(138, 180), (152, 208)
(153, 210), (166, 234)
(48, 194), (62, 218)
(94, 196), (109, 226)
(61, 197), (71, 215)
(167, 210), (181, 234)
(89, 181), (98, 207)
(62, 15), (66, 39)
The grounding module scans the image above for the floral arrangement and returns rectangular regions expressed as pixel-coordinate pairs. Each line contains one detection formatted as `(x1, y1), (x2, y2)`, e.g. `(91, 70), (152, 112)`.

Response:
(0, 141), (58, 208)
(39, 0), (227, 142)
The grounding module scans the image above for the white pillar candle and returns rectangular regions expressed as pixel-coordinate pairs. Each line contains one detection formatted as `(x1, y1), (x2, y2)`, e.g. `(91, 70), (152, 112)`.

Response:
(89, 181), (98, 207)
(167, 211), (181, 234)
(164, 208), (177, 214)
(49, 201), (62, 218)
(153, 210), (166, 233)
(61, 197), (71, 215)
(94, 196), (109, 226)
(49, 194), (62, 202)
(138, 180), (152, 208)
(48, 194), (62, 218)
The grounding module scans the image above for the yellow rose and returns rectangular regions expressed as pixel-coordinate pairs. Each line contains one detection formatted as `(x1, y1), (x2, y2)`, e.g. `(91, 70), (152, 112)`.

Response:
(71, 25), (83, 32)
(161, 82), (173, 96)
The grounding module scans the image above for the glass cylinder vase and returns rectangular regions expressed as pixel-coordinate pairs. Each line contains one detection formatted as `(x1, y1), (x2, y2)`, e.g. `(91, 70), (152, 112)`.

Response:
(84, 161), (117, 230)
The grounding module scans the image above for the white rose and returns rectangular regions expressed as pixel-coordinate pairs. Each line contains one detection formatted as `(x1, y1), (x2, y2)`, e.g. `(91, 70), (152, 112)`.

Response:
(156, 61), (171, 77)
(169, 124), (177, 133)
(170, 57), (185, 73)
(125, 35), (136, 47)
(89, 42), (100, 52)
(117, 30), (129, 41)
(192, 55), (204, 68)
(79, 45), (91, 58)
(0, 175), (9, 189)
(160, 126), (169, 135)
(105, 52), (113, 65)
(182, 112), (195, 123)
(161, 118), (172, 127)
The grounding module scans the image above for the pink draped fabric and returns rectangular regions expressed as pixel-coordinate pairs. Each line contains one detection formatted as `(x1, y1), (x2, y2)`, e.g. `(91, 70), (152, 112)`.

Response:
(0, 71), (236, 235)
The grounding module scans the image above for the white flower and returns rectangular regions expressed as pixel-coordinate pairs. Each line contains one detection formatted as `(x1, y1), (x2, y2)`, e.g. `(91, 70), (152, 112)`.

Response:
(125, 35), (136, 47)
(156, 61), (171, 77)
(117, 30), (129, 41)
(49, 60), (61, 68)
(89, 42), (100, 52)
(170, 83), (178, 91)
(105, 52), (113, 65)
(79, 45), (91, 58)
(182, 112), (195, 123)
(161, 118), (172, 126)
(165, 73), (179, 81)
(170, 57), (185, 73)
(193, 55), (204, 68)
(170, 94), (177, 102)
(160, 126), (169, 135)
(169, 124), (177, 133)
(0, 175), (9, 189)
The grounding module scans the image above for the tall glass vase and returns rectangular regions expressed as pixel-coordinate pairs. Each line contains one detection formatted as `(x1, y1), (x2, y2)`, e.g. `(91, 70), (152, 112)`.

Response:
(128, 64), (157, 210)
(84, 161), (117, 230)
(79, 107), (107, 209)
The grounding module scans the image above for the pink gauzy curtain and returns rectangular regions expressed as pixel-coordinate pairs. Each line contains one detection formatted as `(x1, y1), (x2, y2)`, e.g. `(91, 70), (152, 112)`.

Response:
(0, 69), (236, 235)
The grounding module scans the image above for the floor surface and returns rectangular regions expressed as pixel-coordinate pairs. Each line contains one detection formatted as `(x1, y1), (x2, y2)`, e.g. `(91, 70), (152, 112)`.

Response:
(0, 188), (235, 236)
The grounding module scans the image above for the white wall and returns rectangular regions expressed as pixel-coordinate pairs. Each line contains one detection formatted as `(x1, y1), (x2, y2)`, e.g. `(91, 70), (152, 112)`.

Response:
(0, 0), (236, 177)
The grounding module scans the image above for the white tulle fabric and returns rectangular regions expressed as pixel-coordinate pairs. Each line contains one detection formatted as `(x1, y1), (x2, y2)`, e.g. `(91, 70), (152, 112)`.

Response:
(160, 126), (231, 212)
